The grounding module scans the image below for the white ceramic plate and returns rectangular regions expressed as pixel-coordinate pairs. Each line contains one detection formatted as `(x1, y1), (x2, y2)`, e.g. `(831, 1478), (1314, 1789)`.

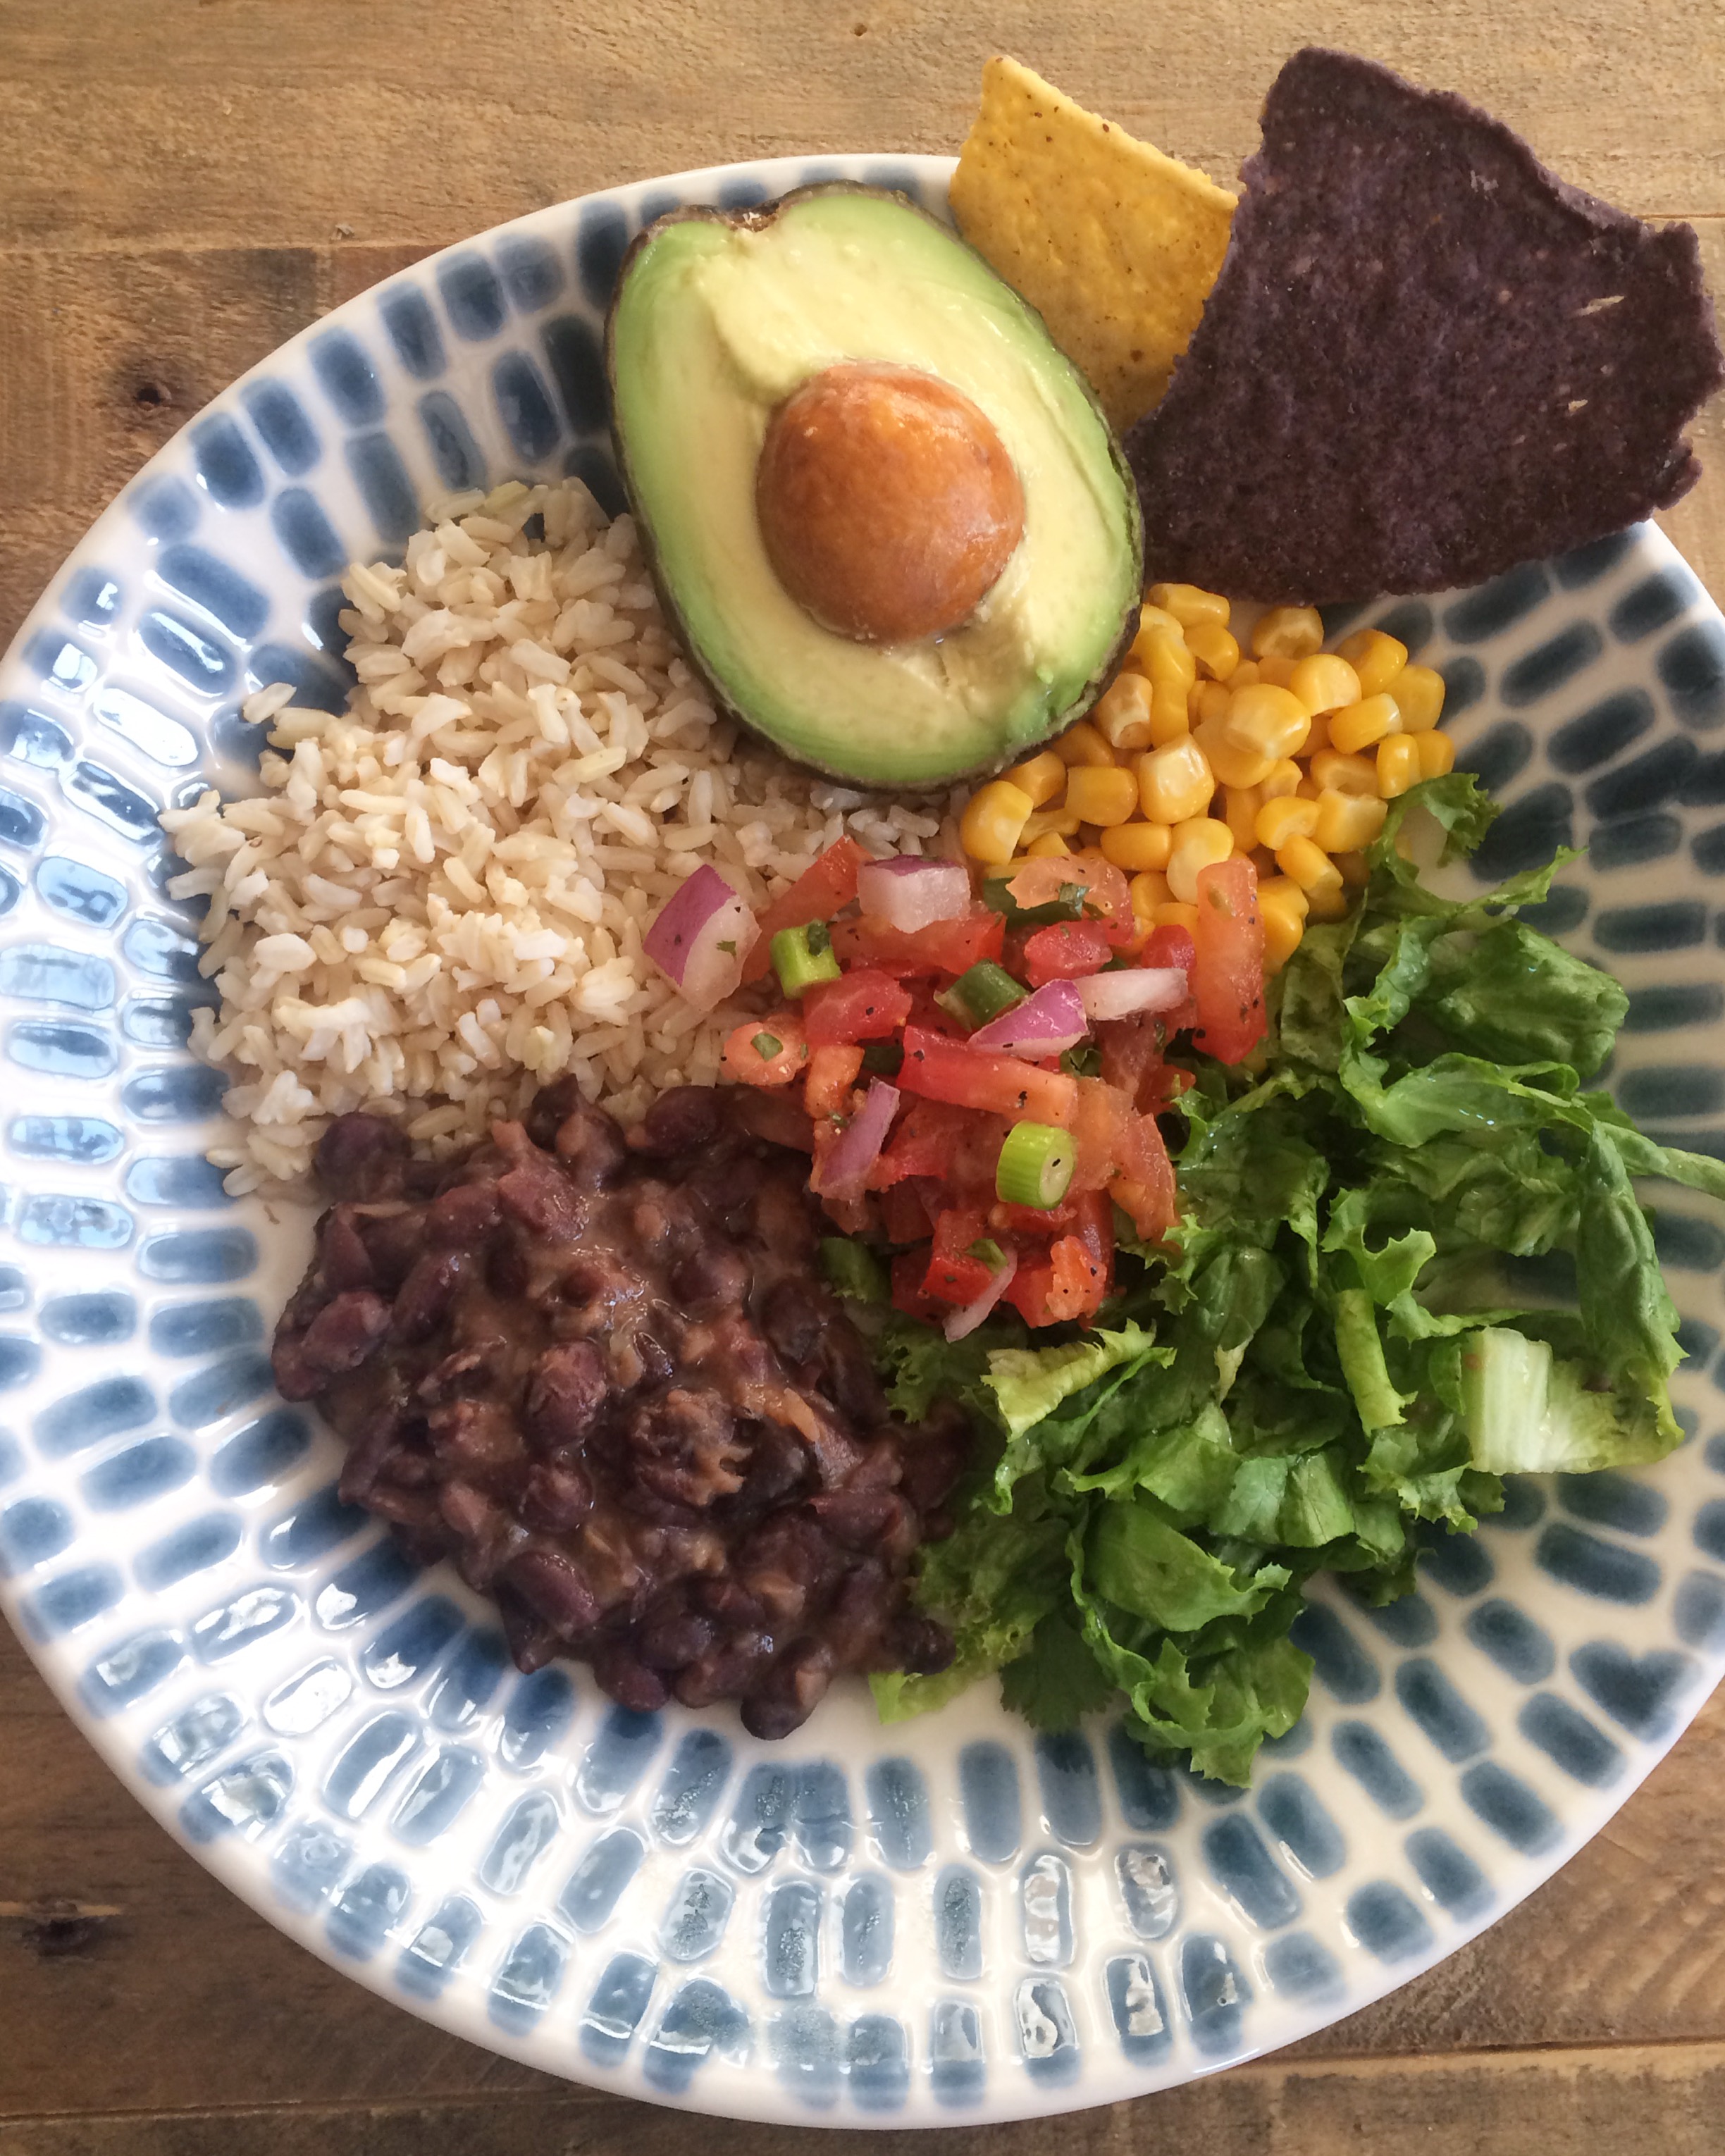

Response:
(4, 153), (1725, 2127)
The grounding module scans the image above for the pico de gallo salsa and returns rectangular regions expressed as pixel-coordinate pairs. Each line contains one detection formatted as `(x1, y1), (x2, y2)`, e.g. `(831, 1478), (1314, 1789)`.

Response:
(710, 836), (1267, 1339)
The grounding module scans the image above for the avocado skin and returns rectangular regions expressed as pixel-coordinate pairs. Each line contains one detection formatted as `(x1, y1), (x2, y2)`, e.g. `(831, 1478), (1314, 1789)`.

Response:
(605, 182), (1143, 793)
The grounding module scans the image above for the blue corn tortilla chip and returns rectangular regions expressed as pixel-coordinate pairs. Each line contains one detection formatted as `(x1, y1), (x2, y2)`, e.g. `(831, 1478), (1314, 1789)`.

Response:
(1127, 48), (1725, 602)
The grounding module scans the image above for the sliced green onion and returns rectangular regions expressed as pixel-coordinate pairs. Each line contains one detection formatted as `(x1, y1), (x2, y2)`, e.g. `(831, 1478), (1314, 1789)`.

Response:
(751, 1030), (784, 1060)
(771, 919), (842, 997)
(860, 1040), (905, 1077)
(820, 1236), (889, 1303)
(937, 960), (1027, 1031)
(1060, 1044), (1103, 1078)
(996, 1120), (1077, 1208)
(968, 1237), (1008, 1270)
(982, 874), (1089, 928)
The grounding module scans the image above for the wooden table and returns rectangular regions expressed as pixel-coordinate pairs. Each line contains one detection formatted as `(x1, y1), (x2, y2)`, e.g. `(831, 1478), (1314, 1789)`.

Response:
(3, 4), (1724, 2150)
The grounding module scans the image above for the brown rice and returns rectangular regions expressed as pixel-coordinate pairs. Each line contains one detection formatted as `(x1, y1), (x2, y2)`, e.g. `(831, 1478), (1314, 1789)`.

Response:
(160, 477), (957, 1196)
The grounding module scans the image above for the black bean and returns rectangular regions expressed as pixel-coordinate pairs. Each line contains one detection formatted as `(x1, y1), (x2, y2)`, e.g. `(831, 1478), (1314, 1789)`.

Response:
(760, 1277), (827, 1368)
(638, 1608), (717, 1671)
(743, 1640), (834, 1740)
(320, 1206), (376, 1293)
(638, 1084), (725, 1158)
(888, 1614), (957, 1676)
(428, 1180), (502, 1245)
(521, 1462), (595, 1533)
(590, 1640), (671, 1712)
(627, 1387), (746, 1509)
(273, 1290), (391, 1399)
(427, 1398), (524, 1473)
(497, 1155), (585, 1239)
(356, 1206), (425, 1291)
(316, 1113), (409, 1201)
(524, 1340), (609, 1449)
(670, 1244), (750, 1315)
(552, 1103), (629, 1185)
(391, 1250), (467, 1342)
(503, 1548), (603, 1636)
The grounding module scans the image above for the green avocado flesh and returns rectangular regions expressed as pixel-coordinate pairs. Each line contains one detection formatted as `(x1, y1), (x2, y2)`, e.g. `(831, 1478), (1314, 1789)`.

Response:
(607, 186), (1144, 788)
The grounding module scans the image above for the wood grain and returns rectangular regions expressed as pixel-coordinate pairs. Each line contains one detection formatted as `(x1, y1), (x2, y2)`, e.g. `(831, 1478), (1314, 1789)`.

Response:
(4, 2), (1725, 2150)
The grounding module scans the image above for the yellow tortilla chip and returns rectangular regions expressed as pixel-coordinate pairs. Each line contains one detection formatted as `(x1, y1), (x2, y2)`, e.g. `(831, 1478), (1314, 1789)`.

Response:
(950, 56), (1235, 433)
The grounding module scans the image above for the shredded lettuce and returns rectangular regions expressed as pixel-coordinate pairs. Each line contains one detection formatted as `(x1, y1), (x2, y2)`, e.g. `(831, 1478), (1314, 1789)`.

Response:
(872, 775), (1713, 1784)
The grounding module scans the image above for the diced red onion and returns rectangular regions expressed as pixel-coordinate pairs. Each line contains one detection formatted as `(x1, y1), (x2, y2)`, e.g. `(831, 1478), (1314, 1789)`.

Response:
(1077, 967), (1189, 1023)
(812, 1079), (901, 1199)
(944, 1247), (1018, 1341)
(968, 978), (1089, 1058)
(856, 856), (971, 934)
(643, 865), (758, 1014)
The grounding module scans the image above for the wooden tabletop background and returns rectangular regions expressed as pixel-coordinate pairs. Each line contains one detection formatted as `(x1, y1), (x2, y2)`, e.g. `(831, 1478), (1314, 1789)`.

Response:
(3, 3), (1724, 2150)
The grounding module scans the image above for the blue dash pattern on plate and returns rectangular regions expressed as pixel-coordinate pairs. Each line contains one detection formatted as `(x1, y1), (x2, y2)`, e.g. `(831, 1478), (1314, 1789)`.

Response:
(1, 153), (1724, 2126)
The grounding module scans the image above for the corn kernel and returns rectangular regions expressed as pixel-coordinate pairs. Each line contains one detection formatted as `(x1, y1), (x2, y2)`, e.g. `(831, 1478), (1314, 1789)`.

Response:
(1287, 652), (1362, 717)
(1055, 721), (1115, 767)
(1101, 821), (1173, 872)
(1137, 623), (1198, 692)
(1192, 679), (1232, 728)
(1327, 693), (1402, 755)
(1250, 845), (1279, 881)
(1223, 683), (1311, 763)
(1137, 736), (1215, 824)
(1026, 830), (1071, 858)
(1193, 714), (1274, 790)
(1093, 671), (1156, 752)
(1304, 710), (1331, 755)
(1390, 662), (1445, 733)
(1256, 795), (1322, 850)
(1256, 652), (1297, 689)
(1295, 771), (1323, 800)
(1151, 900), (1202, 934)
(1416, 729), (1456, 778)
(1135, 601), (1187, 642)
(1065, 763), (1139, 826)
(1147, 582), (1230, 628)
(1334, 849), (1371, 887)
(1186, 621), (1241, 681)
(1021, 806), (1082, 844)
(1261, 758), (1304, 800)
(1337, 627), (1408, 697)
(1276, 834), (1343, 896)
(1000, 749), (1066, 807)
(1252, 605), (1325, 662)
(1228, 659), (1261, 690)
(1314, 789), (1387, 853)
(1259, 881), (1308, 972)
(1309, 748), (1378, 796)
(1129, 869), (1173, 929)
(1222, 785), (1263, 853)
(1167, 817), (1235, 904)
(1260, 874), (1311, 919)
(1151, 685), (1192, 745)
(960, 779), (1035, 865)
(1376, 736), (1422, 797)
(1304, 881), (1352, 922)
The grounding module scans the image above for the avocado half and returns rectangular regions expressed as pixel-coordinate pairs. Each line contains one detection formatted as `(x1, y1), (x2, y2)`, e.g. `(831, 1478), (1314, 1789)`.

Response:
(605, 184), (1144, 789)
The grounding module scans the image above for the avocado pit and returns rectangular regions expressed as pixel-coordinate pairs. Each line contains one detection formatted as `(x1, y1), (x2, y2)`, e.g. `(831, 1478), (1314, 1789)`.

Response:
(755, 361), (1025, 644)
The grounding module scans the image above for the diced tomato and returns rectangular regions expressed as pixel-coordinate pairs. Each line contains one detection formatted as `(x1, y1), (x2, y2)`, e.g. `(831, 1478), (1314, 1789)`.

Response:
(1096, 1014), (1196, 1115)
(727, 1087), (815, 1151)
(1115, 1113), (1178, 1240)
(881, 1177), (940, 1244)
(805, 1043), (864, 1117)
(1003, 1254), (1054, 1325)
(721, 1011), (806, 1086)
(921, 1207), (995, 1307)
(1046, 1234), (1110, 1321)
(834, 906), (1005, 977)
(1142, 924), (1196, 976)
(743, 837), (869, 982)
(872, 1096), (974, 1186)
(1191, 857), (1266, 1065)
(1022, 917), (1112, 987)
(891, 1247), (947, 1322)
(898, 1026), (1078, 1126)
(1000, 850), (1135, 948)
(803, 967), (913, 1046)
(1068, 1077), (1130, 1193)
